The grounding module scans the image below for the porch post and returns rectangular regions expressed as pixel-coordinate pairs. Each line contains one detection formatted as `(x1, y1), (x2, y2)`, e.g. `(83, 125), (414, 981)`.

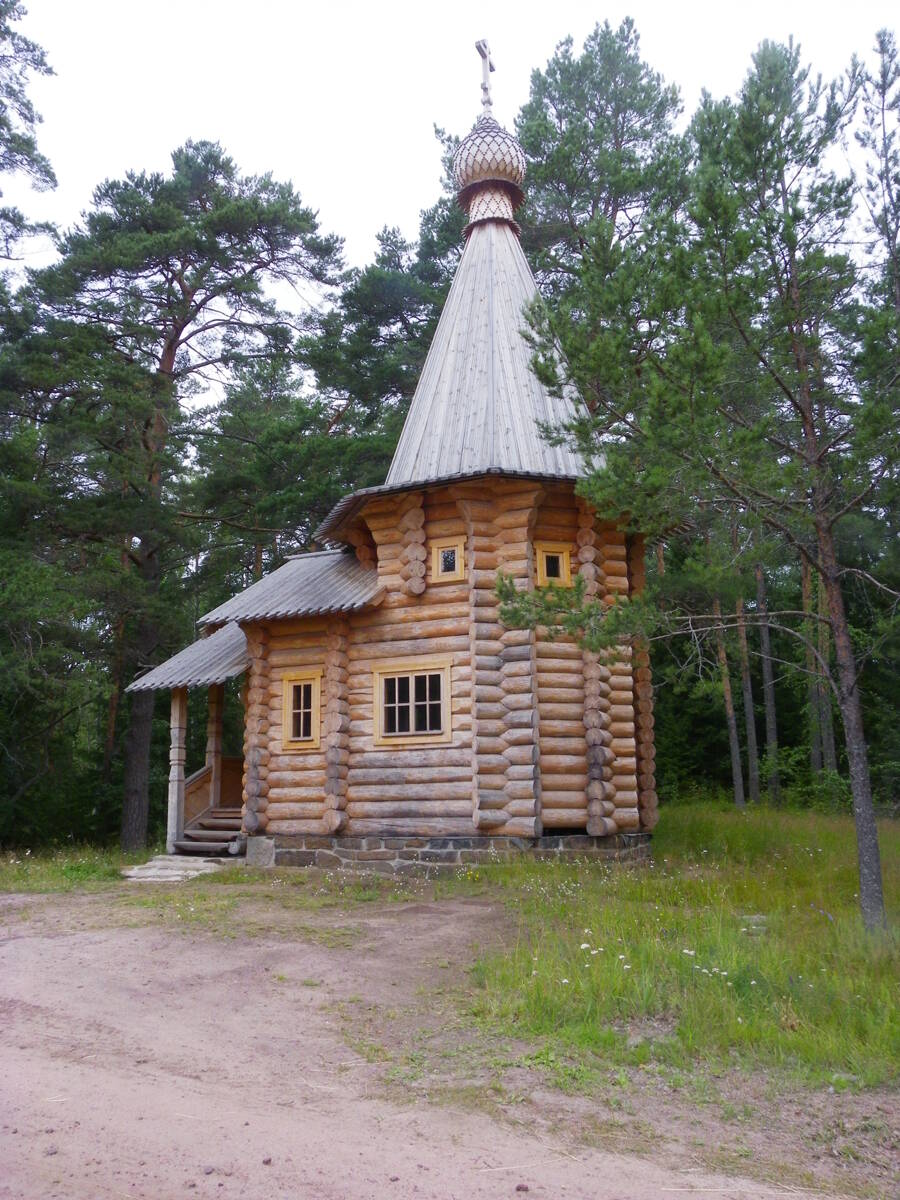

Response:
(166, 686), (188, 853)
(206, 683), (224, 811)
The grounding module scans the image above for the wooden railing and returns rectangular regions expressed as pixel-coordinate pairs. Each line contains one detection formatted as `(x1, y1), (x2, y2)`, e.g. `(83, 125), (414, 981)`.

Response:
(184, 764), (212, 827)
(184, 756), (244, 828)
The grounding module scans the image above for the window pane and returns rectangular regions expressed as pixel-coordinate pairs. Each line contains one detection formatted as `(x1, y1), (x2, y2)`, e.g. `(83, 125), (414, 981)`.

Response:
(440, 547), (456, 574)
(414, 702), (428, 731)
(414, 674), (427, 702)
(302, 682), (312, 709)
(428, 673), (441, 701)
(302, 710), (312, 740)
(385, 677), (395, 705)
(429, 701), (442, 730)
(292, 711), (303, 739)
(397, 705), (410, 733)
(545, 553), (562, 579)
(398, 676), (410, 704)
(385, 705), (396, 734)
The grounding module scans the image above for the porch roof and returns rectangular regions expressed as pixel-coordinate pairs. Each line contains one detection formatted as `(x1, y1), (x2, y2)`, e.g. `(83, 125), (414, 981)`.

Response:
(198, 548), (382, 627)
(126, 621), (248, 692)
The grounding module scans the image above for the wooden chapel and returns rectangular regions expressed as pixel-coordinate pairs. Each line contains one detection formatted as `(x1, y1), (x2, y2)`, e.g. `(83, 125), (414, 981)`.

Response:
(127, 43), (659, 866)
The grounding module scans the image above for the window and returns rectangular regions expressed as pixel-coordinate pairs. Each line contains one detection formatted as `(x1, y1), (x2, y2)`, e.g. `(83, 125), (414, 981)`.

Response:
(430, 536), (466, 583)
(373, 656), (453, 746)
(535, 541), (573, 588)
(282, 669), (322, 750)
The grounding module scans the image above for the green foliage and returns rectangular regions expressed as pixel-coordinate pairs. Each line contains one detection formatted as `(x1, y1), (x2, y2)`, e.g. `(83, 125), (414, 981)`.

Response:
(516, 17), (684, 296)
(0, 1), (55, 256)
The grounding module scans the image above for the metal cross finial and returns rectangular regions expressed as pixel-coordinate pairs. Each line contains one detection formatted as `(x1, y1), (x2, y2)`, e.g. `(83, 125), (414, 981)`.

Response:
(475, 39), (495, 112)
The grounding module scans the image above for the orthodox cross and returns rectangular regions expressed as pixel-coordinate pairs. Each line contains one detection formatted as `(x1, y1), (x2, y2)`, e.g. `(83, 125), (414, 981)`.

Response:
(475, 39), (495, 112)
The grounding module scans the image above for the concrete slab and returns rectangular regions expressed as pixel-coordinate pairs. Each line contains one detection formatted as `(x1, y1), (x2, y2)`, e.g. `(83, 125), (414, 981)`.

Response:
(121, 854), (235, 882)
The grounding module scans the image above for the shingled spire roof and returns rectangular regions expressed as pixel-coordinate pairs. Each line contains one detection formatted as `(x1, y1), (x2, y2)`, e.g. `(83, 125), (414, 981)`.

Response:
(315, 43), (583, 543)
(385, 49), (582, 488)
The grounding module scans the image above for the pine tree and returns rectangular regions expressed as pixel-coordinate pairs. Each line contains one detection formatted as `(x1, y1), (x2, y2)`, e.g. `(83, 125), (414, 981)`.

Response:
(29, 141), (342, 849)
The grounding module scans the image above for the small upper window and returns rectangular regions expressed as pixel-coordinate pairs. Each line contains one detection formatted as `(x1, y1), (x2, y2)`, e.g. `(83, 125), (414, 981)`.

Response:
(535, 542), (573, 588)
(282, 669), (322, 750)
(430, 536), (466, 583)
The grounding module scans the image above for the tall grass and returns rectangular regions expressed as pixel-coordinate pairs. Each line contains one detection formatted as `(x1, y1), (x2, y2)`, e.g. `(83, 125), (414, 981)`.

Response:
(0, 844), (153, 891)
(469, 806), (899, 1085)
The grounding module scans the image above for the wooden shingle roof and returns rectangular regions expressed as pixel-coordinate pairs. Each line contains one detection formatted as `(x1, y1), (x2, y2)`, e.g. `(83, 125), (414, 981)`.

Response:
(384, 219), (583, 487)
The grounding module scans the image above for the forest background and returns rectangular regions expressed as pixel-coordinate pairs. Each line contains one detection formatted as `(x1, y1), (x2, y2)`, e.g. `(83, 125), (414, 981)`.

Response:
(0, 6), (896, 913)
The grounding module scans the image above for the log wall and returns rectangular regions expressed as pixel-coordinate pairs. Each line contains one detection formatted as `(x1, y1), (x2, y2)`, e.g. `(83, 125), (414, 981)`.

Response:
(241, 479), (657, 840)
(534, 487), (586, 830)
(263, 621), (328, 836)
(344, 486), (474, 836)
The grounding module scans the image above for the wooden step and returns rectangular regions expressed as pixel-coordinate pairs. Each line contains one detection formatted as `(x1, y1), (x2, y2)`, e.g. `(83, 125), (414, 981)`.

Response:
(197, 817), (242, 830)
(182, 828), (235, 842)
(173, 839), (232, 856)
(210, 808), (242, 818)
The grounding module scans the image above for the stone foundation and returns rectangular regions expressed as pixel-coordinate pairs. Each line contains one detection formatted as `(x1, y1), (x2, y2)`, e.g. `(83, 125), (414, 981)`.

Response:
(263, 832), (651, 875)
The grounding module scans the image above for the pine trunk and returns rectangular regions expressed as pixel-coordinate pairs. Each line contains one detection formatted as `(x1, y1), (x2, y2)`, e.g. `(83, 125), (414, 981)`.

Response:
(121, 688), (155, 850)
(801, 556), (823, 773)
(119, 365), (174, 850)
(815, 529), (885, 929)
(735, 598), (760, 803)
(817, 578), (838, 772)
(713, 599), (745, 809)
(754, 564), (781, 803)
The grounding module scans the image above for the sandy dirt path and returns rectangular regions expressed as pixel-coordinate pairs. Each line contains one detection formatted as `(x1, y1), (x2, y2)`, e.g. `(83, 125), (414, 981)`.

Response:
(0, 892), (872, 1199)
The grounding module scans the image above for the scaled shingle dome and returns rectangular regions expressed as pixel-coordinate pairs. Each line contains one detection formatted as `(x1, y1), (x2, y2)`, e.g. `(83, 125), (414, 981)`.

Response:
(453, 112), (526, 210)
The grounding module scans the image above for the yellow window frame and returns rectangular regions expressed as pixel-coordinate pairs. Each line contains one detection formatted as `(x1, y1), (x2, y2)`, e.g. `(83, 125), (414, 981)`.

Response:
(372, 654), (453, 747)
(281, 668), (323, 751)
(430, 536), (466, 583)
(535, 541), (573, 588)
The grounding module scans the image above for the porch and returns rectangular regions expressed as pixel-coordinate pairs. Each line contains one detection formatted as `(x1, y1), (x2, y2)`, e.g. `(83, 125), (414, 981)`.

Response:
(125, 622), (248, 856)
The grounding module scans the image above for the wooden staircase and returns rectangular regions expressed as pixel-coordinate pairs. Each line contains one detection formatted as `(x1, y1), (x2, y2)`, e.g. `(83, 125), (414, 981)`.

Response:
(173, 807), (245, 857)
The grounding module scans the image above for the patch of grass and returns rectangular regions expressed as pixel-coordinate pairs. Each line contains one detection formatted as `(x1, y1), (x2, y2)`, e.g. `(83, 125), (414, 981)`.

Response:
(465, 805), (899, 1087)
(0, 845), (153, 892)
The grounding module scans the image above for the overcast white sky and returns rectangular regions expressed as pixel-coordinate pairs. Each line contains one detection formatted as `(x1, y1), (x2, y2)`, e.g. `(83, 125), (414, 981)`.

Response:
(5, 0), (898, 269)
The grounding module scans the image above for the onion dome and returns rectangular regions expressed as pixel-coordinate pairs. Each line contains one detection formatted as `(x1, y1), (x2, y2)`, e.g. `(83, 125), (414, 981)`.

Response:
(453, 111), (526, 215)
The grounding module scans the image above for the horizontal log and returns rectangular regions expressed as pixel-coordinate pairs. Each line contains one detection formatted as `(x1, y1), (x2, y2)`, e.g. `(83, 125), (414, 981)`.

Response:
(586, 815), (618, 837)
(611, 789), (639, 806)
(504, 817), (540, 837)
(266, 770), (326, 787)
(347, 766), (471, 785)
(347, 749), (470, 769)
(540, 753), (588, 770)
(540, 773), (588, 790)
(266, 819), (327, 836)
(614, 807), (640, 830)
(504, 782), (537, 801)
(265, 802), (324, 820)
(542, 719), (588, 737)
(539, 791), (587, 810)
(540, 808), (588, 828)
(349, 783), (473, 803)
(609, 722), (636, 738)
(346, 800), (473, 818)
(539, 737), (587, 755)
(347, 817), (475, 836)
(505, 799), (539, 818)
(348, 636), (469, 661)
(541, 703), (587, 721)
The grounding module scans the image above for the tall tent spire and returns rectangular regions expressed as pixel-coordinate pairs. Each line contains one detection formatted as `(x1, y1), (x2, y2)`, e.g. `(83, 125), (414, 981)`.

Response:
(380, 42), (583, 491)
(315, 41), (584, 533)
